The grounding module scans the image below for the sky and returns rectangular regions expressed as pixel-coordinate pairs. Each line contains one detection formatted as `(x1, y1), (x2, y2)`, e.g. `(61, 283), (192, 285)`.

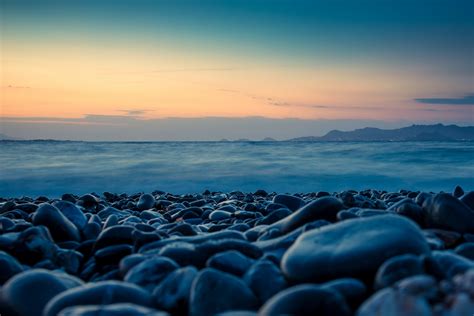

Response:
(1, 0), (473, 140)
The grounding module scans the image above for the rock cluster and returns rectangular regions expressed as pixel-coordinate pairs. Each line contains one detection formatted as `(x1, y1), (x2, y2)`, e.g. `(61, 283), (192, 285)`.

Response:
(1, 188), (473, 315)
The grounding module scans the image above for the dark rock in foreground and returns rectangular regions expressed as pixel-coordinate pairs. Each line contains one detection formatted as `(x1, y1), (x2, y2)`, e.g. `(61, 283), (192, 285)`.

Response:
(281, 215), (430, 282)
(0, 187), (473, 315)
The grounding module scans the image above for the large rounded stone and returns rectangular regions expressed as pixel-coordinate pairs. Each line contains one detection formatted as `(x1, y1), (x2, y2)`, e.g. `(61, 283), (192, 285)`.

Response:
(281, 215), (430, 282)
(43, 281), (152, 316)
(243, 258), (287, 303)
(2, 269), (83, 316)
(57, 303), (168, 316)
(258, 284), (351, 316)
(53, 201), (87, 230)
(13, 226), (58, 265)
(124, 256), (179, 291)
(33, 203), (80, 242)
(189, 268), (258, 316)
(94, 226), (134, 250)
(387, 198), (423, 225)
(374, 254), (425, 290)
(209, 210), (232, 221)
(319, 278), (367, 310)
(137, 194), (156, 211)
(423, 193), (474, 233)
(0, 250), (23, 284)
(206, 250), (254, 276)
(153, 266), (198, 314)
(357, 288), (431, 316)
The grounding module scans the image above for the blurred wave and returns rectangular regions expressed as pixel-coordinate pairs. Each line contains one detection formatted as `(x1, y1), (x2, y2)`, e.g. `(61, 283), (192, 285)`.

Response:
(0, 141), (472, 197)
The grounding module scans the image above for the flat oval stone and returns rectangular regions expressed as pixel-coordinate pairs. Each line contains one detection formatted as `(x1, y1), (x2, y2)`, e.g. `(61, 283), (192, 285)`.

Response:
(94, 244), (133, 266)
(258, 284), (351, 316)
(124, 256), (179, 291)
(94, 226), (134, 250)
(266, 197), (344, 234)
(77, 194), (99, 208)
(374, 254), (425, 290)
(53, 200), (87, 230)
(431, 251), (474, 278)
(387, 198), (423, 224)
(455, 242), (474, 260)
(272, 194), (305, 211)
(189, 268), (258, 316)
(14, 226), (58, 265)
(319, 278), (367, 310)
(281, 215), (430, 282)
(243, 258), (287, 303)
(0, 250), (23, 284)
(137, 194), (156, 211)
(423, 193), (474, 233)
(209, 210), (232, 221)
(357, 288), (431, 316)
(3, 269), (83, 316)
(153, 266), (198, 314)
(119, 254), (148, 277)
(157, 242), (204, 267)
(206, 250), (254, 276)
(43, 281), (152, 316)
(57, 303), (168, 316)
(33, 203), (80, 242)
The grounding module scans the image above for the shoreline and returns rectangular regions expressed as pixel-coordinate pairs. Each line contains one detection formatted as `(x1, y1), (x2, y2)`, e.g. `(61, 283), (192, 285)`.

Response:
(1, 187), (474, 315)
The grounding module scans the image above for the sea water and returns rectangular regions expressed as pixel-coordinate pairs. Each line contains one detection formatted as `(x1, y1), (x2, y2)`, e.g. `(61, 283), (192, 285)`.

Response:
(0, 140), (472, 197)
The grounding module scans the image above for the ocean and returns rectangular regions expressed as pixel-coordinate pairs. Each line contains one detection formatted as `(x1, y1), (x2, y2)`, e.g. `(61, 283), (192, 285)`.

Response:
(0, 140), (472, 197)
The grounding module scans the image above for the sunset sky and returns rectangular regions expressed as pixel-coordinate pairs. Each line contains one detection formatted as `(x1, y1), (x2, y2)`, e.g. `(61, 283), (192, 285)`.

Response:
(1, 0), (473, 139)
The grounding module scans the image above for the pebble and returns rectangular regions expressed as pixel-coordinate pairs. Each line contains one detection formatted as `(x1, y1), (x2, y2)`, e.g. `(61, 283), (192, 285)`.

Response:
(189, 268), (258, 316)
(265, 196), (344, 234)
(272, 194), (305, 211)
(281, 215), (430, 282)
(374, 254), (425, 290)
(137, 193), (156, 211)
(423, 193), (474, 233)
(319, 278), (367, 310)
(124, 256), (179, 291)
(1, 188), (473, 315)
(209, 210), (232, 221)
(2, 269), (83, 316)
(206, 250), (254, 276)
(357, 288), (432, 316)
(32, 203), (81, 242)
(43, 280), (153, 316)
(258, 284), (351, 316)
(243, 258), (288, 303)
(0, 250), (23, 284)
(53, 200), (88, 230)
(454, 242), (474, 260)
(57, 303), (168, 316)
(153, 266), (198, 314)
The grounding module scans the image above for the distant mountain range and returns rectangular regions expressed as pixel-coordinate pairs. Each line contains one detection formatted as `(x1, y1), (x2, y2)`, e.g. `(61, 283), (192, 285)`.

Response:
(1, 124), (473, 142)
(288, 124), (474, 142)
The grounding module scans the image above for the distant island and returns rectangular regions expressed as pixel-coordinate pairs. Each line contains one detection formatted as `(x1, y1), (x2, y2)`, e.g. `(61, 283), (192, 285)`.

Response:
(287, 124), (474, 142)
(1, 124), (473, 142)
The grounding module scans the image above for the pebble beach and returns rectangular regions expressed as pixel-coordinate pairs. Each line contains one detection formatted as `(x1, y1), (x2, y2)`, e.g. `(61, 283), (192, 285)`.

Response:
(1, 187), (474, 315)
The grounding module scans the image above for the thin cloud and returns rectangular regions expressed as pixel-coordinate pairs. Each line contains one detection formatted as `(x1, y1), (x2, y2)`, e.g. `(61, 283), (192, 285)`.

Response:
(149, 67), (237, 73)
(117, 109), (153, 116)
(111, 68), (239, 75)
(415, 93), (474, 105)
(4, 84), (31, 89)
